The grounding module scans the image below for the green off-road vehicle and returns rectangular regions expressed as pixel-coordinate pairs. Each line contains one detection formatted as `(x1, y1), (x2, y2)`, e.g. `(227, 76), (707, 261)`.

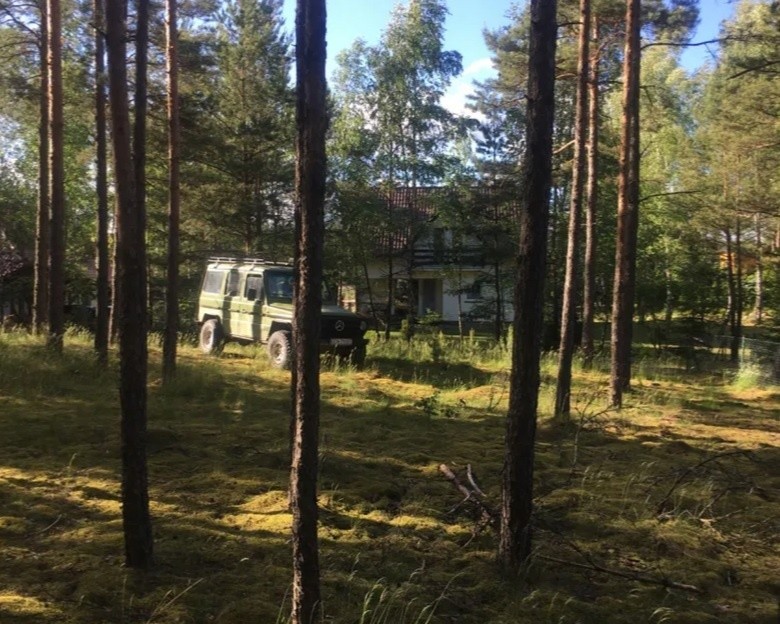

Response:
(196, 256), (368, 368)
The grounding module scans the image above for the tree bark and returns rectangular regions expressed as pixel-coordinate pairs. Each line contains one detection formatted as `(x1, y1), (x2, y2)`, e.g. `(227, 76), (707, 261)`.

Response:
(609, 0), (641, 409)
(359, 242), (379, 336)
(109, 202), (120, 344)
(134, 0), (148, 287)
(500, 0), (557, 572)
(732, 217), (743, 362)
(493, 251), (503, 342)
(555, 0), (591, 419)
(106, 0), (153, 569)
(46, 0), (65, 352)
(94, 0), (109, 365)
(162, 0), (180, 383)
(33, 0), (50, 334)
(385, 246), (394, 340)
(580, 16), (600, 368)
(290, 0), (326, 621)
(753, 213), (762, 324)
(724, 226), (735, 332)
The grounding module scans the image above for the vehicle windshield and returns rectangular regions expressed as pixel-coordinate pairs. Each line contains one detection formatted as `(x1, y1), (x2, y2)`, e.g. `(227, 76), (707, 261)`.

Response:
(264, 270), (335, 304)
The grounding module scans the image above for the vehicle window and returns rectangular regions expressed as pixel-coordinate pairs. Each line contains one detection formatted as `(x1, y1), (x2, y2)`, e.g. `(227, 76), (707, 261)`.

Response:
(202, 270), (225, 294)
(265, 270), (335, 303)
(321, 281), (336, 304)
(227, 269), (240, 296)
(265, 271), (294, 303)
(245, 275), (263, 300)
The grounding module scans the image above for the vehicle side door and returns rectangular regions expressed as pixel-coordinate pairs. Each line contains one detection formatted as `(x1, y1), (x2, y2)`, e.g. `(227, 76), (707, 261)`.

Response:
(198, 269), (227, 321)
(242, 274), (264, 340)
(223, 269), (241, 336)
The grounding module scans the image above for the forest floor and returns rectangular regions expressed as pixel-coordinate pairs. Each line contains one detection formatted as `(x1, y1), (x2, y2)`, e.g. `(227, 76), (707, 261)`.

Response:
(0, 328), (778, 623)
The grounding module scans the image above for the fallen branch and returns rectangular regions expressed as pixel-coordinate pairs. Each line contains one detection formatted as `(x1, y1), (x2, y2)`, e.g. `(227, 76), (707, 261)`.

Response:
(656, 450), (754, 515)
(439, 463), (497, 529)
(466, 464), (485, 498)
(538, 524), (704, 594)
(539, 555), (703, 594)
(28, 514), (63, 537)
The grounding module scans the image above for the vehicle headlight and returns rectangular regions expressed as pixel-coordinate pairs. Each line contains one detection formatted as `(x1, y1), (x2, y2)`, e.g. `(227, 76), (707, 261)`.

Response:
(360, 321), (367, 332)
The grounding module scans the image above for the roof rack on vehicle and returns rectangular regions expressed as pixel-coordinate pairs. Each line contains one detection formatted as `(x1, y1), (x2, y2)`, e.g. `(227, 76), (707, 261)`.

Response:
(207, 255), (294, 267)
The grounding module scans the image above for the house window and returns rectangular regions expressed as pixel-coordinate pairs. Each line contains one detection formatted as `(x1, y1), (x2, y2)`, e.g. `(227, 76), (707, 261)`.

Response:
(465, 280), (483, 302)
(433, 228), (445, 263)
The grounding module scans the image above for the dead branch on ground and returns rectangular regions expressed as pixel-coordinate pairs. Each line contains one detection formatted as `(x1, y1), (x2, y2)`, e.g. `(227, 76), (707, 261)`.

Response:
(439, 463), (497, 531)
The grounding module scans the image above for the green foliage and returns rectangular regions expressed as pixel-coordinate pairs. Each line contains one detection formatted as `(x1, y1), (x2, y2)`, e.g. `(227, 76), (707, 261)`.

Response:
(180, 0), (294, 256)
(732, 362), (762, 390)
(331, 0), (463, 185)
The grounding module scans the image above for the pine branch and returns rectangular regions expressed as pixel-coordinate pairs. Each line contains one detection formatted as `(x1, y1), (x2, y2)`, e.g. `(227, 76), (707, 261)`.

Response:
(655, 449), (755, 515)
(639, 190), (702, 204)
(539, 555), (704, 594)
(641, 37), (728, 51)
(729, 59), (780, 79)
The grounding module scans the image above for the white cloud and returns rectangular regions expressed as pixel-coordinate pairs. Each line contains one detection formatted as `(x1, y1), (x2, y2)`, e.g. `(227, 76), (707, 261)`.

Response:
(462, 57), (494, 77)
(442, 59), (496, 117)
(442, 79), (477, 116)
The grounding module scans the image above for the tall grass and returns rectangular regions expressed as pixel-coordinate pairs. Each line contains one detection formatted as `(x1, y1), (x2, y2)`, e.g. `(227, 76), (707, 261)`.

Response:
(367, 331), (510, 367)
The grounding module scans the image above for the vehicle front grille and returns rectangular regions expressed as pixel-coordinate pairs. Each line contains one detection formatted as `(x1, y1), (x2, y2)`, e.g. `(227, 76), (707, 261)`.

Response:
(320, 317), (362, 340)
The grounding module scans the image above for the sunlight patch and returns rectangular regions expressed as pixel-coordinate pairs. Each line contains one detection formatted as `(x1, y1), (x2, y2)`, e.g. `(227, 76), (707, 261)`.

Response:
(0, 591), (61, 617)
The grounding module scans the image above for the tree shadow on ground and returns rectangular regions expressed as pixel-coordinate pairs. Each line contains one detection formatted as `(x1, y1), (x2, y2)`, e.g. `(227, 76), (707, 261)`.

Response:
(367, 356), (497, 389)
(1, 338), (779, 623)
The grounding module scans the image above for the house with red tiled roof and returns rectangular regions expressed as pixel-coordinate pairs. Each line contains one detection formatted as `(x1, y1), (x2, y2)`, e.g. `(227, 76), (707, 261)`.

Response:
(348, 186), (518, 326)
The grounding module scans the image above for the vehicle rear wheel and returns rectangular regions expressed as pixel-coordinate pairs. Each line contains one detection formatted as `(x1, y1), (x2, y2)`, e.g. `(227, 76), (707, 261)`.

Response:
(199, 319), (224, 355)
(268, 330), (293, 369)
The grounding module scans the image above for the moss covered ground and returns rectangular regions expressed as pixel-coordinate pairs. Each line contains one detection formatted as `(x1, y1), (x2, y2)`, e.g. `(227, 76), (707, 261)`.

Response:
(0, 329), (777, 623)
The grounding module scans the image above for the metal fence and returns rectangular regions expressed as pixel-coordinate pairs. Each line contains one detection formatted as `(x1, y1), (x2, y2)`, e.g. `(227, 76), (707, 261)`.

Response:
(709, 335), (780, 387)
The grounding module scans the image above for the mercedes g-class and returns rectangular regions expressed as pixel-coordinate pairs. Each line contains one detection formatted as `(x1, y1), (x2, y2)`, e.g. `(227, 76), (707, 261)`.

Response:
(196, 256), (368, 368)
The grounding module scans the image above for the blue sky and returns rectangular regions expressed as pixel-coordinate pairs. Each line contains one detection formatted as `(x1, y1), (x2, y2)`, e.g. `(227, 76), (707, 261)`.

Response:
(281, 0), (736, 112)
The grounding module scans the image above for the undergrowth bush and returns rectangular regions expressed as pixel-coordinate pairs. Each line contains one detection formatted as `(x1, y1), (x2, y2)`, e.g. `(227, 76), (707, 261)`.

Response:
(367, 333), (510, 367)
(732, 363), (763, 390)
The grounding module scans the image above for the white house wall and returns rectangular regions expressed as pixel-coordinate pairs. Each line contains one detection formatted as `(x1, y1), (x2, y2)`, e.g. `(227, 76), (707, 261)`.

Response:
(357, 260), (514, 323)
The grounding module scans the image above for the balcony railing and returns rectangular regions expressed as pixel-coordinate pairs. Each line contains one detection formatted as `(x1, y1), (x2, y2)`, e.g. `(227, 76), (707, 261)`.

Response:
(412, 247), (487, 267)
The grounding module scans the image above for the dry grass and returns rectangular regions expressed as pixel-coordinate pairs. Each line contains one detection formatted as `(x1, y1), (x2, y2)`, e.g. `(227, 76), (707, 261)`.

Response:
(0, 329), (777, 623)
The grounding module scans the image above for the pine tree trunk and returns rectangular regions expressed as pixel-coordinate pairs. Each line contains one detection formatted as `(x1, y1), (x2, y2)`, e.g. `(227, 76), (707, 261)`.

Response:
(359, 244), (379, 337)
(33, 0), (50, 334)
(609, 0), (641, 409)
(724, 226), (734, 330)
(94, 0), (109, 365)
(457, 264), (464, 340)
(162, 0), (180, 383)
(555, 0), (590, 419)
(106, 0), (153, 569)
(500, 0), (557, 572)
(134, 0), (148, 281)
(580, 16), (600, 368)
(753, 213), (762, 324)
(290, 0), (326, 620)
(385, 251), (394, 340)
(46, 0), (65, 352)
(732, 217), (743, 362)
(494, 256), (502, 342)
(110, 202), (120, 344)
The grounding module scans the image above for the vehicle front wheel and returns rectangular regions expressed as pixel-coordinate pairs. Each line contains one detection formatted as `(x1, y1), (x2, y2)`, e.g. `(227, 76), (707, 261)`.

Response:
(199, 319), (224, 355)
(267, 330), (293, 369)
